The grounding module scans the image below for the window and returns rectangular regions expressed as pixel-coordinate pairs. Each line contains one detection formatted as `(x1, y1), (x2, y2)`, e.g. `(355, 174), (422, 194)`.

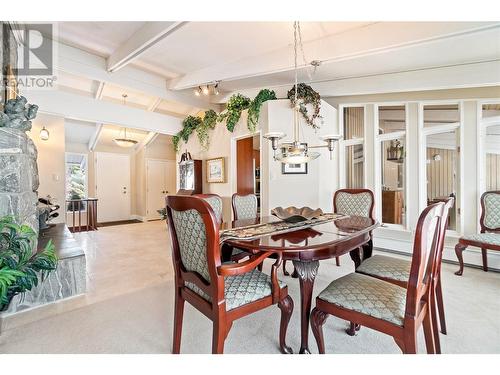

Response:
(423, 104), (461, 232)
(343, 107), (365, 188)
(65, 153), (88, 211)
(378, 105), (406, 226)
(483, 104), (500, 191)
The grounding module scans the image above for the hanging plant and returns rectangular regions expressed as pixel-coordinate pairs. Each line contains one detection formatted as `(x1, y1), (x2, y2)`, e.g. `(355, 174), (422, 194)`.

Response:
(247, 89), (276, 133)
(172, 135), (181, 153)
(287, 83), (322, 130)
(180, 115), (202, 142)
(223, 93), (251, 132)
(203, 109), (218, 130)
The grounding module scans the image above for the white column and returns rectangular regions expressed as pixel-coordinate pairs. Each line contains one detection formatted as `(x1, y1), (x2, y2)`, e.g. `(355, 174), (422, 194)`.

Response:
(407, 102), (421, 232)
(462, 100), (479, 234)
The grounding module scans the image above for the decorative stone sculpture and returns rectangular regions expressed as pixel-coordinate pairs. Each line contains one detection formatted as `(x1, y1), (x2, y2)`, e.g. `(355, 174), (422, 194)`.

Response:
(0, 96), (39, 131)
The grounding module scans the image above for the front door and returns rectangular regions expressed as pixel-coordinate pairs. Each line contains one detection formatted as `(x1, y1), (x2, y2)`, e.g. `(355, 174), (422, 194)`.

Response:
(95, 152), (131, 223)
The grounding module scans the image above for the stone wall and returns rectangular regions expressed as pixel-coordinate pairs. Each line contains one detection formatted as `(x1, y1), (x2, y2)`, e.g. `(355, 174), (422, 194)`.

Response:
(0, 128), (39, 232)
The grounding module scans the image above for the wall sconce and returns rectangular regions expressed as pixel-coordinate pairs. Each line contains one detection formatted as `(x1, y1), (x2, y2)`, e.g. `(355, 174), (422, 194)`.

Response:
(40, 126), (49, 141)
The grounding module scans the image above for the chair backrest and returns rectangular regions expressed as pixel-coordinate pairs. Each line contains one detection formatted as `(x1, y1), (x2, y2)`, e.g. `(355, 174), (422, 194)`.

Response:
(232, 193), (258, 220)
(166, 195), (224, 303)
(333, 189), (375, 218)
(434, 197), (455, 277)
(480, 191), (500, 233)
(194, 194), (223, 224)
(405, 202), (444, 321)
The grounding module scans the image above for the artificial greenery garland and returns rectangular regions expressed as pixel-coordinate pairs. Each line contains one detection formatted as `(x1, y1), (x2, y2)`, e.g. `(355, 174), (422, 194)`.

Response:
(221, 93), (251, 132)
(172, 85), (320, 152)
(247, 89), (276, 133)
(287, 83), (322, 130)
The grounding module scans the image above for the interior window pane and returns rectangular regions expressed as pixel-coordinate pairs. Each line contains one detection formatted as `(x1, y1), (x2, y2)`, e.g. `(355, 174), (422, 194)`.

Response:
(378, 105), (406, 134)
(486, 125), (500, 190)
(65, 153), (87, 211)
(423, 104), (460, 128)
(343, 107), (364, 140)
(482, 104), (500, 119)
(426, 131), (459, 231)
(345, 144), (364, 188)
(381, 138), (406, 225)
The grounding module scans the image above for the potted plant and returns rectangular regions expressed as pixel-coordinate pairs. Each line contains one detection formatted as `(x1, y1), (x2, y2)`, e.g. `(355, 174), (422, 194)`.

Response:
(0, 216), (57, 311)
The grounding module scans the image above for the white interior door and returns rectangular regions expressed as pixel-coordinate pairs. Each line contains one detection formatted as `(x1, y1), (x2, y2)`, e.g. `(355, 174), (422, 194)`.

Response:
(95, 152), (131, 223)
(146, 159), (176, 220)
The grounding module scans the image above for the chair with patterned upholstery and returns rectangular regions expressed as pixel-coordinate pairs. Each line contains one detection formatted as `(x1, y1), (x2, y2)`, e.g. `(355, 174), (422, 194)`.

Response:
(232, 193), (258, 220)
(311, 202), (444, 354)
(333, 189), (375, 266)
(166, 195), (293, 354)
(455, 191), (500, 276)
(356, 197), (454, 353)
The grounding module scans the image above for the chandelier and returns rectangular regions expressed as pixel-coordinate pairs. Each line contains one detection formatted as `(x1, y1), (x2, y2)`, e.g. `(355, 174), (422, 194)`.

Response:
(264, 22), (341, 163)
(113, 94), (138, 148)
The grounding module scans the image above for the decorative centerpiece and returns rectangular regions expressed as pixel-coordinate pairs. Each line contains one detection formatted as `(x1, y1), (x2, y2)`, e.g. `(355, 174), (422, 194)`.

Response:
(271, 206), (323, 223)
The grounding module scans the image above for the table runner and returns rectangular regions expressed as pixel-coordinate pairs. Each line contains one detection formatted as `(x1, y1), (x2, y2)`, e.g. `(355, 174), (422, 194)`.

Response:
(220, 213), (346, 242)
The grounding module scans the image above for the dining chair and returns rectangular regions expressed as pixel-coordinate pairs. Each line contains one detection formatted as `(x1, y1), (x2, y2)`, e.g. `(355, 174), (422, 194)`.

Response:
(166, 195), (293, 354)
(310, 202), (444, 354)
(356, 197), (454, 353)
(232, 193), (258, 220)
(333, 189), (375, 267)
(455, 190), (500, 276)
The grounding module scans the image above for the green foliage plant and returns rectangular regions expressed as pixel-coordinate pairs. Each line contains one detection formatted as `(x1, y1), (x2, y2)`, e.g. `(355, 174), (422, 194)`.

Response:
(0, 216), (57, 311)
(247, 89), (276, 133)
(287, 83), (322, 130)
(223, 93), (251, 132)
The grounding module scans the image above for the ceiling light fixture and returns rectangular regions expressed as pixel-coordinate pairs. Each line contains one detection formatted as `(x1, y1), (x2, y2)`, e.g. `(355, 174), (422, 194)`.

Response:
(113, 94), (138, 148)
(264, 22), (341, 164)
(194, 87), (202, 96)
(202, 85), (210, 95)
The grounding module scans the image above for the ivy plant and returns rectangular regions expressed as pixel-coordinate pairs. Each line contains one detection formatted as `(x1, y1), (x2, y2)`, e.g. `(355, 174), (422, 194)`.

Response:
(0, 216), (58, 311)
(287, 83), (322, 130)
(222, 93), (251, 132)
(247, 89), (276, 133)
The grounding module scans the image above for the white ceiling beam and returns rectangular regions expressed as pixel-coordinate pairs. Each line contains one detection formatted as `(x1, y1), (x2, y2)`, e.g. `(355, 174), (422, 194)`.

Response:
(88, 123), (103, 151)
(26, 89), (182, 135)
(94, 81), (105, 99)
(55, 41), (219, 111)
(107, 22), (185, 73)
(216, 60), (500, 100)
(168, 22), (500, 90)
(147, 97), (163, 112)
(135, 132), (158, 153)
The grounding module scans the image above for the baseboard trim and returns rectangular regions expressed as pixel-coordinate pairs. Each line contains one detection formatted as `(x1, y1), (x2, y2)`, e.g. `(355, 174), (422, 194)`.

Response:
(374, 247), (500, 273)
(130, 215), (147, 222)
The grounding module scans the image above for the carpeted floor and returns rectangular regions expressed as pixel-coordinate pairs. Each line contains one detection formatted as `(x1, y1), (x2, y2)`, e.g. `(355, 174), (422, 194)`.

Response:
(1, 253), (499, 354)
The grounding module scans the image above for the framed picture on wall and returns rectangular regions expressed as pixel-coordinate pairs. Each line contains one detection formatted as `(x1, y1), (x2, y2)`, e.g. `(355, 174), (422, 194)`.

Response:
(282, 163), (308, 175)
(206, 157), (225, 183)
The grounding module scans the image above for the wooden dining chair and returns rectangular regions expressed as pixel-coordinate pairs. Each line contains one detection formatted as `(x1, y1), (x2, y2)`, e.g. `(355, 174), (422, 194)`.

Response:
(356, 197), (454, 353)
(333, 189), (375, 267)
(311, 202), (444, 354)
(232, 193), (258, 220)
(166, 195), (293, 354)
(455, 190), (500, 276)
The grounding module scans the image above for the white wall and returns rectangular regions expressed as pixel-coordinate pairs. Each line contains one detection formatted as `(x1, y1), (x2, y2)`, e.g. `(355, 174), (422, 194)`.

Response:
(31, 114), (66, 224)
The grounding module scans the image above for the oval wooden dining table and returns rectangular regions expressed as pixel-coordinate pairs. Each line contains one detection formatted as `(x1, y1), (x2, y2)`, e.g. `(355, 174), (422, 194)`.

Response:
(222, 215), (379, 354)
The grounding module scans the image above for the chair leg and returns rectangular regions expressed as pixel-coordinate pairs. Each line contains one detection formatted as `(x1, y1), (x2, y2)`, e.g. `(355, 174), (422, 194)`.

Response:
(435, 277), (447, 335)
(172, 292), (185, 354)
(212, 321), (226, 354)
(481, 247), (488, 272)
(454, 243), (467, 276)
(277, 295), (294, 354)
(346, 322), (360, 336)
(310, 307), (329, 354)
(335, 257), (340, 266)
(402, 331), (417, 354)
(423, 306), (436, 354)
(430, 289), (442, 354)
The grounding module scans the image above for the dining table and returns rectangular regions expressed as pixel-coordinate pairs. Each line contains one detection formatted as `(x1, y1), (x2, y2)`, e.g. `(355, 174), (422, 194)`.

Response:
(221, 214), (379, 354)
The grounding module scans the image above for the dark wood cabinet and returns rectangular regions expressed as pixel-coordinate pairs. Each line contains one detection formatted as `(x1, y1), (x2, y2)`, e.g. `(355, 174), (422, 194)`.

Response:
(177, 159), (202, 195)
